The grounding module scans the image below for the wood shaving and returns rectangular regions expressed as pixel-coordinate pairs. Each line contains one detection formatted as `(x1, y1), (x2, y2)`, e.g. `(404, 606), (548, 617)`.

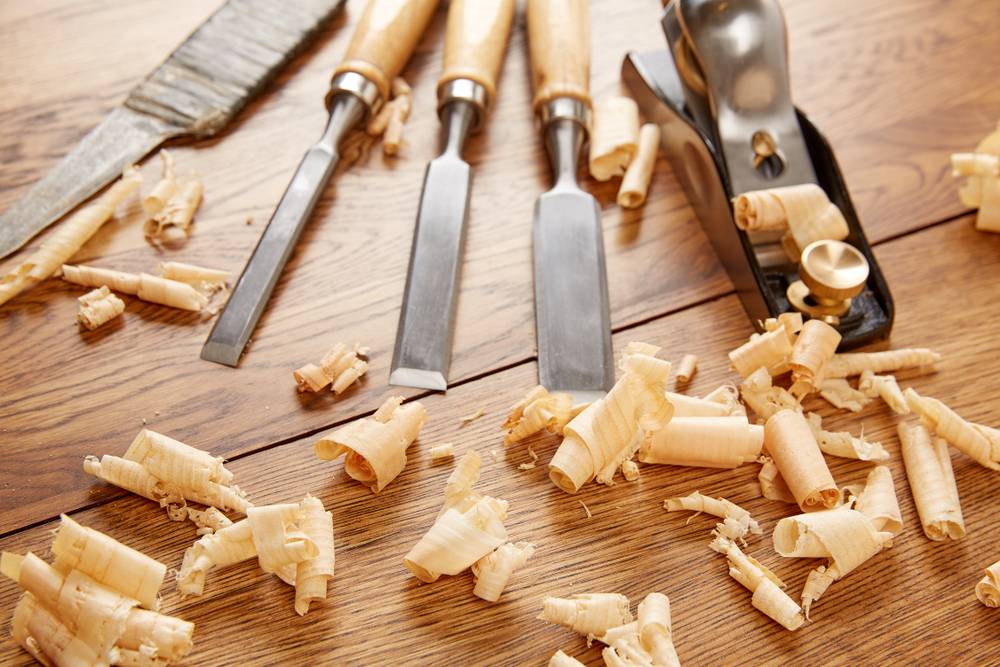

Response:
(578, 500), (592, 520)
(84, 428), (251, 525)
(904, 388), (1000, 470)
(429, 443), (455, 461)
(674, 354), (698, 384)
(620, 459), (640, 481)
(817, 377), (870, 412)
(634, 593), (680, 667)
(314, 396), (426, 492)
(404, 452), (511, 583)
(858, 370), (909, 414)
(294, 342), (369, 394)
(550, 343), (672, 492)
(665, 492), (761, 541)
(729, 327), (793, 378)
(589, 96), (640, 181)
(76, 286), (125, 330)
(951, 120), (1000, 232)
(975, 560), (1000, 607)
(762, 312), (804, 338)
(732, 183), (849, 259)
(367, 77), (412, 156)
(773, 507), (893, 616)
(142, 150), (177, 216)
(853, 466), (903, 536)
(0, 165), (141, 307)
(640, 415), (764, 469)
(145, 177), (203, 242)
(739, 367), (799, 421)
(805, 412), (889, 462)
(538, 593), (633, 637)
(764, 410), (839, 511)
(788, 320), (841, 397)
(503, 386), (575, 444)
(898, 422), (965, 540)
(471, 542), (535, 602)
(666, 391), (739, 418)
(617, 123), (661, 208)
(757, 455), (796, 504)
(549, 650), (586, 667)
(159, 260), (230, 292)
(1, 515), (193, 666)
(709, 535), (804, 630)
(460, 406), (486, 424)
(823, 348), (941, 378)
(62, 264), (208, 311)
(519, 445), (540, 471)
(701, 384), (746, 415)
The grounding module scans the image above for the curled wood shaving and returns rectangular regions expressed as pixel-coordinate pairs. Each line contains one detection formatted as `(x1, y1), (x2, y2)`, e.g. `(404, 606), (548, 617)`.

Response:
(0, 166), (141, 307)
(858, 371), (909, 414)
(817, 378), (870, 412)
(824, 348), (941, 378)
(904, 388), (1000, 470)
(805, 412), (889, 462)
(674, 354), (698, 384)
(442, 451), (482, 513)
(76, 286), (125, 330)
(367, 77), (412, 156)
(976, 560), (1000, 607)
(518, 445), (540, 471)
(142, 150), (177, 217)
(701, 383), (746, 415)
(898, 422), (965, 540)
(589, 96), (640, 181)
(538, 593), (633, 637)
(788, 320), (841, 397)
(84, 428), (251, 525)
(429, 443), (455, 461)
(503, 386), (575, 445)
(757, 455), (796, 504)
(185, 506), (232, 535)
(732, 184), (849, 259)
(293, 342), (369, 394)
(666, 391), (738, 418)
(764, 410), (838, 511)
(709, 536), (804, 630)
(639, 416), (764, 469)
(729, 327), (793, 378)
(145, 177), (203, 242)
(665, 492), (761, 541)
(621, 459), (640, 481)
(550, 343), (672, 492)
(159, 260), (230, 293)
(2, 516), (193, 666)
(578, 500), (593, 520)
(952, 121), (1000, 232)
(635, 593), (680, 667)
(549, 650), (586, 667)
(762, 312), (804, 338)
(294, 495), (335, 616)
(854, 466), (903, 536)
(62, 264), (208, 311)
(314, 396), (426, 492)
(773, 507), (893, 616)
(460, 406), (486, 424)
(175, 519), (255, 595)
(471, 541), (535, 602)
(617, 123), (661, 208)
(739, 367), (799, 421)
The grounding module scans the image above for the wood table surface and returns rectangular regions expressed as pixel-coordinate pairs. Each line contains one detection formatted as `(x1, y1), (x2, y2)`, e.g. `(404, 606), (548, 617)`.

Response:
(1, 0), (999, 665)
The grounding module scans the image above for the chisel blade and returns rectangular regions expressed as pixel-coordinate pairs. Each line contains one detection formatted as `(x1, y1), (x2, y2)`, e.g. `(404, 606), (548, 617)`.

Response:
(389, 154), (472, 391)
(533, 187), (614, 403)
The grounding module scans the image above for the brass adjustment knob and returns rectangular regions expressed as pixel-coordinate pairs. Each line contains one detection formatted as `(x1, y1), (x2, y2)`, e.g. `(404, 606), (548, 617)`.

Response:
(787, 240), (869, 324)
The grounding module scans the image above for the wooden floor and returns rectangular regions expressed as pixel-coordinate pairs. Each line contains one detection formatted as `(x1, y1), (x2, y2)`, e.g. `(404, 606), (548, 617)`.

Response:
(1, 0), (999, 664)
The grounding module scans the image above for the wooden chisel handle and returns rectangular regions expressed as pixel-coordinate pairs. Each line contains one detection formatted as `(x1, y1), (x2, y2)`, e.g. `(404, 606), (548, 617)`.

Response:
(334, 0), (440, 103)
(437, 0), (516, 105)
(526, 0), (591, 111)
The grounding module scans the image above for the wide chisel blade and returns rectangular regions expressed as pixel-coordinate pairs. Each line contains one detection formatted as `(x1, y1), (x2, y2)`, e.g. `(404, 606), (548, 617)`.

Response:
(390, 102), (477, 391)
(533, 186), (614, 403)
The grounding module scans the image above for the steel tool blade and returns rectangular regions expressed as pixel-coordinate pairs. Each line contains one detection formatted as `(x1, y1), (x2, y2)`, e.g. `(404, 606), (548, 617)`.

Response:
(202, 0), (442, 366)
(0, 0), (347, 259)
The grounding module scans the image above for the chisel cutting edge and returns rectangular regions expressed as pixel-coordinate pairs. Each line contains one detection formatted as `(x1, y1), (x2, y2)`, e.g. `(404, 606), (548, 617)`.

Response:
(202, 0), (440, 367)
(390, 0), (516, 391)
(527, 0), (614, 403)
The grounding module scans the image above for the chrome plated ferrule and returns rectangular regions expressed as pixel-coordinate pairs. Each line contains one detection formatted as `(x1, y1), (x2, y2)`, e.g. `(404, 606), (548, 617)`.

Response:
(326, 71), (381, 114)
(437, 78), (488, 131)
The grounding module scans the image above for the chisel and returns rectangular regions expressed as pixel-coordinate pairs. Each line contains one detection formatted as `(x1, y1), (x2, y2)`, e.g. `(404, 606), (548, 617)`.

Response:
(389, 0), (516, 391)
(202, 0), (440, 367)
(526, 0), (613, 402)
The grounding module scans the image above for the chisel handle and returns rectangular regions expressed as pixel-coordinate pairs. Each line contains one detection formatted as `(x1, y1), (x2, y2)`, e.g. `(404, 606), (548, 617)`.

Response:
(527, 0), (591, 111)
(334, 0), (440, 104)
(437, 0), (516, 105)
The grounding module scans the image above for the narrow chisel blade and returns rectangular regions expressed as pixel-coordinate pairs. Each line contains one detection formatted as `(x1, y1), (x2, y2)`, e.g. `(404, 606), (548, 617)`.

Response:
(533, 189), (614, 403)
(389, 154), (472, 390)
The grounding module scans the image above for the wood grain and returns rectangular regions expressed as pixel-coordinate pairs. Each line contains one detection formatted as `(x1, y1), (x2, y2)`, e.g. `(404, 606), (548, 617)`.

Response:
(2, 0), (987, 533)
(2, 215), (999, 666)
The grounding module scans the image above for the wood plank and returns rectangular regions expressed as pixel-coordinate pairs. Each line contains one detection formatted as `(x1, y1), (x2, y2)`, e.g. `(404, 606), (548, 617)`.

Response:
(0, 0), (997, 534)
(2, 216), (999, 665)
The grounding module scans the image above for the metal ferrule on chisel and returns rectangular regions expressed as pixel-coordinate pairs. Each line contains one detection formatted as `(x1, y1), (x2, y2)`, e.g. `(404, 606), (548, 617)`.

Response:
(539, 98), (592, 189)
